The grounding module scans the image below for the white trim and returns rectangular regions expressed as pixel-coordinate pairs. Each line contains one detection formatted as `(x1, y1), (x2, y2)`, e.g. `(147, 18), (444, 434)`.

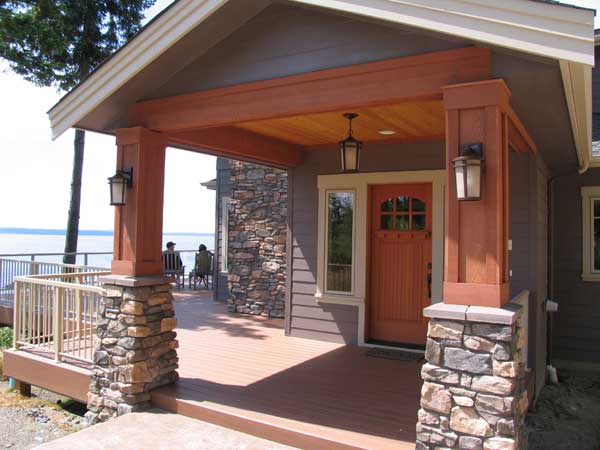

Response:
(315, 169), (445, 346)
(560, 61), (593, 173)
(580, 187), (600, 281)
(220, 196), (230, 274)
(48, 0), (594, 142)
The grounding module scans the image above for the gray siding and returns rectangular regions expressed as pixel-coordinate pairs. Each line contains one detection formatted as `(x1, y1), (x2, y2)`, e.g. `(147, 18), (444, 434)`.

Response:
(214, 157), (232, 302)
(552, 168), (600, 364)
(289, 142), (445, 344)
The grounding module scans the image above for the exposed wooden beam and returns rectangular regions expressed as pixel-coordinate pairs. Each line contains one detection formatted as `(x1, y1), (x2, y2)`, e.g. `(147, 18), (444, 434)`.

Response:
(129, 47), (491, 133)
(506, 105), (537, 154)
(168, 127), (303, 168)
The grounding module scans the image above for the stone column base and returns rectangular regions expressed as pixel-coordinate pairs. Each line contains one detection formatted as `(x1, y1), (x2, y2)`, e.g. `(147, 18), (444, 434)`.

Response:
(86, 275), (179, 424)
(417, 295), (529, 450)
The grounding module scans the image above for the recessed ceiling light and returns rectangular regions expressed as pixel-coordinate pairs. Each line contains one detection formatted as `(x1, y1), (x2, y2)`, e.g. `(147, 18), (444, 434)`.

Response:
(378, 130), (396, 135)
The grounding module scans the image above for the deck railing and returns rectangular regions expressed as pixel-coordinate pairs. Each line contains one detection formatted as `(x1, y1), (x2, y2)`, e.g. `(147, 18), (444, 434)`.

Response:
(13, 271), (110, 364)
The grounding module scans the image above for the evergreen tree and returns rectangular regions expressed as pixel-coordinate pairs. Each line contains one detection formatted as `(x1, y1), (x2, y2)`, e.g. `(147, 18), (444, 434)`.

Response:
(0, 1), (155, 263)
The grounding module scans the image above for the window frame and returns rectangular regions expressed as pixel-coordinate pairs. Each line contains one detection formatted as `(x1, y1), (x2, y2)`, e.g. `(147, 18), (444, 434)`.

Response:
(324, 190), (356, 295)
(580, 187), (600, 281)
(221, 196), (231, 274)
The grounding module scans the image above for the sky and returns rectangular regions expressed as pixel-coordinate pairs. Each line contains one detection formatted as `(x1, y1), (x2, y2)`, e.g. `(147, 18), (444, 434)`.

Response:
(0, 0), (598, 234)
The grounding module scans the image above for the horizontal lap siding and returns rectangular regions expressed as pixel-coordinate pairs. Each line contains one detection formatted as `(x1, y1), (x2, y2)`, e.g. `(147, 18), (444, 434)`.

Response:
(290, 143), (444, 345)
(552, 167), (600, 363)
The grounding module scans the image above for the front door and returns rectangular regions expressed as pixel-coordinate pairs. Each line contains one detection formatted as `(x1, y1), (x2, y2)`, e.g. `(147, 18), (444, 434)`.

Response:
(369, 183), (432, 345)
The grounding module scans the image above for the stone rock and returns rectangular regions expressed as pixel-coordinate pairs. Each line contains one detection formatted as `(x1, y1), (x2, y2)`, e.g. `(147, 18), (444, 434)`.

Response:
(475, 394), (514, 416)
(127, 326), (150, 338)
(493, 343), (512, 361)
(493, 360), (519, 378)
(443, 348), (492, 375)
(464, 336), (495, 353)
(459, 436), (483, 450)
(468, 323), (513, 342)
(418, 408), (440, 426)
(121, 301), (144, 316)
(246, 168), (265, 180)
(428, 320), (465, 340)
(421, 364), (459, 384)
(160, 317), (177, 332)
(483, 437), (515, 450)
(454, 396), (474, 407)
(425, 338), (442, 365)
(123, 362), (153, 383)
(450, 406), (493, 437)
(421, 382), (452, 414)
(262, 261), (281, 273)
(496, 418), (515, 436)
(471, 376), (516, 395)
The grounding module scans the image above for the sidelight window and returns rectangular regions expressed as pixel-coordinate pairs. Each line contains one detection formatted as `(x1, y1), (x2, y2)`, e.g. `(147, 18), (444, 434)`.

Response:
(326, 191), (354, 293)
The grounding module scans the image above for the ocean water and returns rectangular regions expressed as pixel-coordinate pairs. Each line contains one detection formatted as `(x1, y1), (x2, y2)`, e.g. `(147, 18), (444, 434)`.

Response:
(0, 232), (215, 270)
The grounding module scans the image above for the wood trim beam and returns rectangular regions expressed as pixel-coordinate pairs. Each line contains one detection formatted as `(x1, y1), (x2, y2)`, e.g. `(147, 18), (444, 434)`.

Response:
(168, 127), (303, 168)
(129, 47), (491, 133)
(506, 105), (537, 154)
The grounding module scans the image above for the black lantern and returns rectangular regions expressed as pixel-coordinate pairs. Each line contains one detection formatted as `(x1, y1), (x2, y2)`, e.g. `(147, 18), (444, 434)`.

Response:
(107, 168), (133, 206)
(339, 113), (362, 173)
(452, 143), (483, 201)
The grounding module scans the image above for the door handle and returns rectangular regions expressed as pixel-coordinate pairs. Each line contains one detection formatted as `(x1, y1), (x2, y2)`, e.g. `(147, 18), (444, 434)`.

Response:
(427, 273), (432, 298)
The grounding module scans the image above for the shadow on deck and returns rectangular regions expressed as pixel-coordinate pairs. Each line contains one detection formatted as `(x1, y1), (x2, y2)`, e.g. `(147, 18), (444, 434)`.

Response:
(153, 292), (422, 450)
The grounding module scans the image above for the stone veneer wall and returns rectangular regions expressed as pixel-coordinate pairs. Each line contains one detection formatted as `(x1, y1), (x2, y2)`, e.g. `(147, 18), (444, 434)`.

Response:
(227, 161), (287, 318)
(86, 277), (179, 424)
(417, 301), (528, 450)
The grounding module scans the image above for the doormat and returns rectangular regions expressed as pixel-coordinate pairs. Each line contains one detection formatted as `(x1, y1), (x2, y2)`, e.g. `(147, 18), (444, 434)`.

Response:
(366, 347), (425, 362)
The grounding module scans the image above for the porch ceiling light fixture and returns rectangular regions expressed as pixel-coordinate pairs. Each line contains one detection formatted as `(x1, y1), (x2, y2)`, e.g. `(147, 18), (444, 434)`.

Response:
(339, 113), (362, 173)
(452, 143), (483, 201)
(107, 168), (133, 206)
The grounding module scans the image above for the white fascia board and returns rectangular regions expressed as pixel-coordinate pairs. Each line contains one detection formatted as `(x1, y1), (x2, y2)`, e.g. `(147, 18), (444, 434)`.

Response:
(49, 0), (595, 141)
(560, 60), (593, 173)
(48, 0), (228, 140)
(292, 0), (595, 65)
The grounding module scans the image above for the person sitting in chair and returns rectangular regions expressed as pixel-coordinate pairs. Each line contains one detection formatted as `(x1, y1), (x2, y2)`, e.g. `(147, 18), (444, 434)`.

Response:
(163, 241), (183, 270)
(190, 244), (213, 288)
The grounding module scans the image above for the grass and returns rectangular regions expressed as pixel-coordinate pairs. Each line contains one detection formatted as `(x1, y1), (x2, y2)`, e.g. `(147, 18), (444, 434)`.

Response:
(0, 326), (12, 381)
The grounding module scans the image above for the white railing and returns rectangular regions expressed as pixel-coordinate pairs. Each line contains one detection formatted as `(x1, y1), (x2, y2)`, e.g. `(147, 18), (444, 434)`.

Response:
(13, 271), (110, 364)
(0, 258), (108, 298)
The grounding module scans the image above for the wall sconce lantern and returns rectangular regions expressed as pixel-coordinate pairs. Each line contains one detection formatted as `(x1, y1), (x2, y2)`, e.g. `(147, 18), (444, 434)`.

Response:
(107, 168), (133, 206)
(339, 113), (362, 173)
(452, 143), (483, 201)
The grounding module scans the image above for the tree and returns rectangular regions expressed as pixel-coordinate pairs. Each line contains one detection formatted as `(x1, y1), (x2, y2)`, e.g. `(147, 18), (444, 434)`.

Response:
(0, 0), (155, 264)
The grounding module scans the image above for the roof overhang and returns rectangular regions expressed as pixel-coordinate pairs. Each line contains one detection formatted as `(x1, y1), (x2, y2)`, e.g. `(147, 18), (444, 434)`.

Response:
(48, 0), (595, 169)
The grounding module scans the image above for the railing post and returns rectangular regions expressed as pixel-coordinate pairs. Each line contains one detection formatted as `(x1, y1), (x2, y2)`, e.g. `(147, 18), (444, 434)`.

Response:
(76, 289), (83, 348)
(53, 287), (63, 362)
(13, 281), (21, 349)
(84, 253), (89, 266)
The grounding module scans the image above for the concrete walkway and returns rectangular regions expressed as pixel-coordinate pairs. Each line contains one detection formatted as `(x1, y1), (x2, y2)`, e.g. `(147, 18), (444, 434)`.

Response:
(35, 410), (298, 450)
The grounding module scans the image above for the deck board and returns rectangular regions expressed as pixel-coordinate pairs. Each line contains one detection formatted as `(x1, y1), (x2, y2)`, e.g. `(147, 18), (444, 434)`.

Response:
(153, 291), (421, 450)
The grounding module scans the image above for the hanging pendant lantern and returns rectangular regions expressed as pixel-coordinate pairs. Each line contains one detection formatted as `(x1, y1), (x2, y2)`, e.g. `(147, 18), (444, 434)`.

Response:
(452, 143), (484, 201)
(339, 113), (362, 173)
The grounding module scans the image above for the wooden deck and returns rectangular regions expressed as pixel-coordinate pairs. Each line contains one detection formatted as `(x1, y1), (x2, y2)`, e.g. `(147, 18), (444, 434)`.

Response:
(152, 291), (422, 450)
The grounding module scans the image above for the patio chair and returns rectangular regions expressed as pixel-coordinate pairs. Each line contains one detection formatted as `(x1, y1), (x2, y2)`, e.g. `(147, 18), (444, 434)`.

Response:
(162, 251), (185, 290)
(189, 250), (213, 289)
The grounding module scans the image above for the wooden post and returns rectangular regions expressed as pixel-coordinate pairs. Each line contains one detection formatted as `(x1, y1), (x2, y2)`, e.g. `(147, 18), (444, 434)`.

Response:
(54, 287), (63, 362)
(111, 127), (167, 277)
(442, 80), (511, 307)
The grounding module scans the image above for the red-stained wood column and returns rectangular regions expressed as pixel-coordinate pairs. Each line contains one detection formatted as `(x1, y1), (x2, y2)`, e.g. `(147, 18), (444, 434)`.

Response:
(112, 127), (167, 276)
(442, 80), (511, 307)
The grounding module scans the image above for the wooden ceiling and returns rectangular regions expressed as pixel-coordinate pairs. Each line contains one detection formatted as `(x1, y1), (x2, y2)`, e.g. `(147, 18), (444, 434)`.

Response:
(234, 100), (445, 147)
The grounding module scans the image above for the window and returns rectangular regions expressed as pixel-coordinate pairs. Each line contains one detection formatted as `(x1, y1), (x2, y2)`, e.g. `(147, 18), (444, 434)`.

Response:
(221, 197), (230, 273)
(379, 196), (427, 231)
(581, 187), (600, 281)
(326, 191), (354, 293)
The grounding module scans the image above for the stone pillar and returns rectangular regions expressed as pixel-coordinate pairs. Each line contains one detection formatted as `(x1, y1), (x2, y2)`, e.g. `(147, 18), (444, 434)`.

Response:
(416, 299), (528, 450)
(86, 275), (179, 424)
(227, 161), (287, 318)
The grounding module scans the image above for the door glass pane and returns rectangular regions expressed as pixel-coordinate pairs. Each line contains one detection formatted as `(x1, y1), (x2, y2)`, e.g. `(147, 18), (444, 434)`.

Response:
(327, 192), (353, 292)
(381, 198), (394, 212)
(595, 217), (600, 271)
(395, 215), (409, 230)
(412, 198), (426, 212)
(396, 196), (410, 212)
(413, 214), (426, 230)
(381, 215), (394, 230)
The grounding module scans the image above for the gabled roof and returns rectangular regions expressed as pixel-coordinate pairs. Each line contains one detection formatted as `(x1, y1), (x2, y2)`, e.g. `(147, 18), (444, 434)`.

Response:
(48, 0), (595, 169)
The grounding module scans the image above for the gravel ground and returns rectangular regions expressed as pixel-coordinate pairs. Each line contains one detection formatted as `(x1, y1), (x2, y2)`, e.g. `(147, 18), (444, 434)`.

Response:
(527, 368), (600, 450)
(0, 380), (86, 450)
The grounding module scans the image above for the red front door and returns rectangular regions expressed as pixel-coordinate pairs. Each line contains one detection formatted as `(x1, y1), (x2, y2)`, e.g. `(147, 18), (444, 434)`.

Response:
(369, 183), (432, 345)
